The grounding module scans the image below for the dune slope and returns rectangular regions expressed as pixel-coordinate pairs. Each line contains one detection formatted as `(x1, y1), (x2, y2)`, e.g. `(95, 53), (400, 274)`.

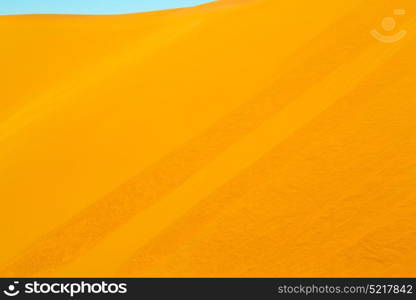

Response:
(0, 0), (416, 277)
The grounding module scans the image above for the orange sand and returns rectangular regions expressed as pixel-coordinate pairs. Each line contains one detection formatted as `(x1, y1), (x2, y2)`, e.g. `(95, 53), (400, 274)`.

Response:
(0, 0), (416, 277)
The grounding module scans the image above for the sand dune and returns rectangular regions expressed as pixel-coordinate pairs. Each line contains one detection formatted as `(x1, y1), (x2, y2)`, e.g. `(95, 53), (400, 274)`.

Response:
(0, 0), (416, 277)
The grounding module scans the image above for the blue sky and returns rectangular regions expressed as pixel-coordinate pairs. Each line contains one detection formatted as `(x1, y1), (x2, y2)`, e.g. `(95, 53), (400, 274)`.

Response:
(0, 0), (213, 15)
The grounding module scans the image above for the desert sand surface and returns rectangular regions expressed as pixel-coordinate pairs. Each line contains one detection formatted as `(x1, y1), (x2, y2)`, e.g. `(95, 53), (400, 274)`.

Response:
(0, 0), (416, 277)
